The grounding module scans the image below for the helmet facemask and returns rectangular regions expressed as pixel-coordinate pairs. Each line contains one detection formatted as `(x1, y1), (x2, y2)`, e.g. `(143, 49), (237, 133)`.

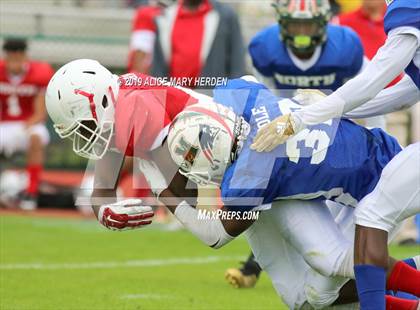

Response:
(273, 0), (331, 55)
(52, 90), (116, 160)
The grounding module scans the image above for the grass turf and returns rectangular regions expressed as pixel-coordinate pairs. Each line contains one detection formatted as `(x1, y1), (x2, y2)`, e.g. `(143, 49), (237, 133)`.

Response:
(1, 215), (418, 310)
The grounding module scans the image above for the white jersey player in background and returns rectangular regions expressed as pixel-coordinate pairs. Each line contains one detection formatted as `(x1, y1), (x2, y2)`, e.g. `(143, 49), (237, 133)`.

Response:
(251, 1), (420, 309)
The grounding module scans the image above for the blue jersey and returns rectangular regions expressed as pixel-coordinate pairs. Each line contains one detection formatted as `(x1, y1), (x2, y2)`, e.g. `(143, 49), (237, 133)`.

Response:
(384, 0), (420, 88)
(214, 78), (402, 212)
(249, 24), (364, 91)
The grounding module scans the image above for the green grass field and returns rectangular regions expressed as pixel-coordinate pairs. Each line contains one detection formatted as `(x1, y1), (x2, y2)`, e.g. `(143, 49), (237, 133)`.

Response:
(1, 215), (418, 310)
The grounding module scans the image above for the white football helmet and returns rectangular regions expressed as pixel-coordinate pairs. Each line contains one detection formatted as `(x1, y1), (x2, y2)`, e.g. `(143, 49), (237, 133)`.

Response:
(167, 101), (250, 186)
(45, 59), (119, 160)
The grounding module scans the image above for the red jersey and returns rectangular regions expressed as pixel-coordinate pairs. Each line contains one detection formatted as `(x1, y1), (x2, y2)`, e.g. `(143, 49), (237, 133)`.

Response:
(127, 5), (162, 72)
(0, 60), (54, 122)
(115, 73), (198, 158)
(338, 8), (386, 60)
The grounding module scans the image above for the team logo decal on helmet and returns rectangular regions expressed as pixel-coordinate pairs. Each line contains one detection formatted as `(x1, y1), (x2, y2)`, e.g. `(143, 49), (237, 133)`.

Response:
(198, 124), (221, 166)
(168, 101), (245, 186)
(174, 136), (200, 172)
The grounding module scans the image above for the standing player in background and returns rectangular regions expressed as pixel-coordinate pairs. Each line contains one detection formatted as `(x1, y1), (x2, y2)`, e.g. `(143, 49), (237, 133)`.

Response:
(249, 0), (364, 94)
(251, 0), (420, 309)
(226, 0), (365, 289)
(128, 1), (171, 74)
(0, 38), (54, 210)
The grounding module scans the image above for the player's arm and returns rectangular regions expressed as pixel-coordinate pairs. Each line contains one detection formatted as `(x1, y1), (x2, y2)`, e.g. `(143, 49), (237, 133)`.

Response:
(344, 74), (419, 119)
(293, 31), (418, 127)
(159, 180), (254, 249)
(25, 89), (47, 127)
(90, 151), (154, 231)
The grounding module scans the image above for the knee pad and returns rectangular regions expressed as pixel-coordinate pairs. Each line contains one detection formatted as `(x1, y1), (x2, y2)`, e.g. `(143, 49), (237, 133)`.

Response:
(304, 269), (350, 309)
(304, 240), (353, 278)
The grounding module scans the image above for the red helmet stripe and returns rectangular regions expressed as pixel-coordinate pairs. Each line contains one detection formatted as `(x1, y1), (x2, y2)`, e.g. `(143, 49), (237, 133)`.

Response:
(185, 106), (234, 139)
(108, 86), (117, 107)
(74, 89), (97, 120)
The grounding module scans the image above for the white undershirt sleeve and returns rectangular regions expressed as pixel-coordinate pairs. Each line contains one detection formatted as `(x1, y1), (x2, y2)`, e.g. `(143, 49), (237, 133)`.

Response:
(344, 75), (420, 119)
(293, 30), (419, 127)
(130, 30), (156, 54)
(174, 201), (234, 249)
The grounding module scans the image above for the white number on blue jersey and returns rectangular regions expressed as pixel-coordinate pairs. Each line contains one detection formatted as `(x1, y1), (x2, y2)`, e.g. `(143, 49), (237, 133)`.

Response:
(278, 100), (331, 164)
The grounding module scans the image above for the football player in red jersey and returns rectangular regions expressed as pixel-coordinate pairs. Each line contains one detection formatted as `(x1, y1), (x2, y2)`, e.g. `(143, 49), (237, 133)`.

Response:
(46, 59), (199, 227)
(0, 38), (54, 210)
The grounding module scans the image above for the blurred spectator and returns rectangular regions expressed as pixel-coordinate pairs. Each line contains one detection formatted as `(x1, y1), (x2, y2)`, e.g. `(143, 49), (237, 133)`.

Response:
(338, 0), (387, 60)
(152, 0), (246, 87)
(0, 38), (54, 210)
(128, 1), (166, 73)
(338, 0), (402, 129)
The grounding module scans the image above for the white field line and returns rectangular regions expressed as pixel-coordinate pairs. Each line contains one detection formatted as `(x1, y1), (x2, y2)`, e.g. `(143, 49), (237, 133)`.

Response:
(0, 256), (243, 271)
(120, 294), (173, 300)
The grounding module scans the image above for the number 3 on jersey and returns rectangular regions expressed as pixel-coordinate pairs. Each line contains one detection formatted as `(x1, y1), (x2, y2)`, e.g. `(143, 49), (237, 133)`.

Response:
(278, 100), (331, 164)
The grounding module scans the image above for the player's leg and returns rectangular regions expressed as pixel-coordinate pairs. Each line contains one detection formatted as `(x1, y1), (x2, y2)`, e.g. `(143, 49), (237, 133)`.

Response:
(21, 124), (49, 210)
(244, 208), (310, 308)
(354, 143), (420, 309)
(270, 199), (354, 278)
(249, 202), (360, 309)
(225, 251), (262, 288)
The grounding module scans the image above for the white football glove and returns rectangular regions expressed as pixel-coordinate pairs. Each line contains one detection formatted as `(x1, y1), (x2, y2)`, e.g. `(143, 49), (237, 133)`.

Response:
(98, 199), (154, 231)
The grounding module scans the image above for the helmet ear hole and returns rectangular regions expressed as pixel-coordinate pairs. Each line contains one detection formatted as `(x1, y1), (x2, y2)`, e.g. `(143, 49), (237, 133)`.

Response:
(101, 95), (108, 108)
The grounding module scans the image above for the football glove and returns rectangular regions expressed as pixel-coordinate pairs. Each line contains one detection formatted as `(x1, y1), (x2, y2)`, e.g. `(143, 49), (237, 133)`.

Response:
(250, 113), (298, 152)
(98, 199), (154, 231)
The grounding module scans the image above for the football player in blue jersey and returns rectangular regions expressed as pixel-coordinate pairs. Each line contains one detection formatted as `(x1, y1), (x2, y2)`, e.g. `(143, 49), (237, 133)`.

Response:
(161, 76), (419, 308)
(251, 0), (420, 308)
(249, 0), (364, 92)
(228, 0), (385, 288)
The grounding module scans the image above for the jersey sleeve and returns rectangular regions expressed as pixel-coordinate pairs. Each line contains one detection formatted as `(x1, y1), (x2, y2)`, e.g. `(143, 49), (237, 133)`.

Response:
(37, 63), (55, 89)
(132, 6), (158, 32)
(345, 28), (364, 77)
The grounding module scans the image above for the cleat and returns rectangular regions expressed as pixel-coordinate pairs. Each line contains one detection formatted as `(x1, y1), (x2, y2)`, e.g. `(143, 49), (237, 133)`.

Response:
(225, 268), (257, 289)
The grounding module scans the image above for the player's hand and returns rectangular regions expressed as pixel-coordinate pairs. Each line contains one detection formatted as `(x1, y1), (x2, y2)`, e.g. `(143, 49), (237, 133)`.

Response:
(250, 114), (296, 152)
(98, 199), (154, 231)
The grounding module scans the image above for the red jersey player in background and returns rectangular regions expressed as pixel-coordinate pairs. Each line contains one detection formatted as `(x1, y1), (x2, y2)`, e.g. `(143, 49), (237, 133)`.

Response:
(0, 38), (54, 210)
(128, 1), (172, 73)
